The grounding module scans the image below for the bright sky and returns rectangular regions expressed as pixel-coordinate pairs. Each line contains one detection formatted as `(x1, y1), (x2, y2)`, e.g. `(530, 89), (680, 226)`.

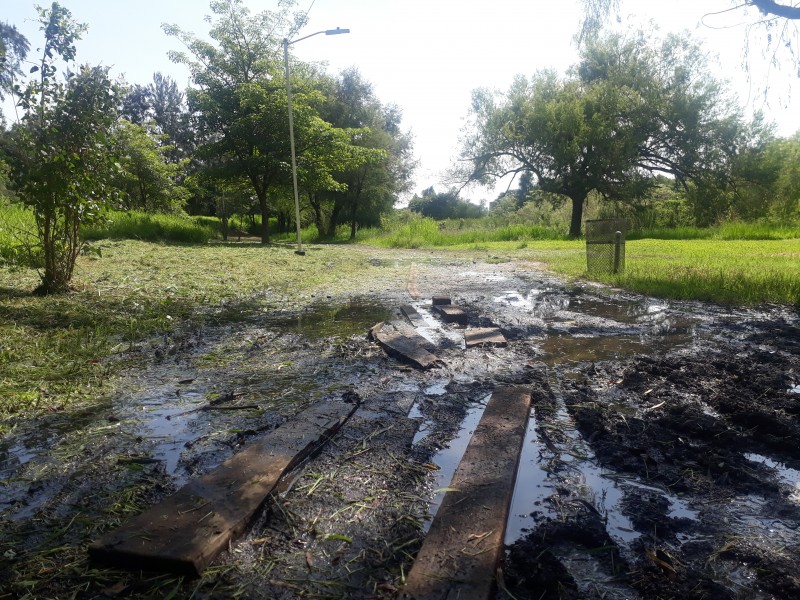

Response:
(4, 0), (800, 203)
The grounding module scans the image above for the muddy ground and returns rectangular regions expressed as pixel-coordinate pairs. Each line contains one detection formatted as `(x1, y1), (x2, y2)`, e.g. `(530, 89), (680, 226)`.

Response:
(1, 248), (799, 599)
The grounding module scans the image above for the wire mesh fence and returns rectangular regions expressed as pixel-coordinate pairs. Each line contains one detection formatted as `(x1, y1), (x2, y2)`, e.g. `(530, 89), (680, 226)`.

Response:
(586, 219), (627, 274)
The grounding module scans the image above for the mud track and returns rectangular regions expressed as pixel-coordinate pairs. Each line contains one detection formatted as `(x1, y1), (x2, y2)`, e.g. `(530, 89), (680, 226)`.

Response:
(1, 248), (799, 599)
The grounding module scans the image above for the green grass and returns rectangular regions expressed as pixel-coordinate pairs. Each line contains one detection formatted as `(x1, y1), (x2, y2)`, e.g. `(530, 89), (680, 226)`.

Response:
(356, 216), (568, 248)
(82, 210), (217, 243)
(0, 241), (397, 421)
(435, 237), (800, 306)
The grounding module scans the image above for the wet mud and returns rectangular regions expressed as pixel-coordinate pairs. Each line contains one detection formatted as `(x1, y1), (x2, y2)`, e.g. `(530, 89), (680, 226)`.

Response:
(1, 248), (799, 599)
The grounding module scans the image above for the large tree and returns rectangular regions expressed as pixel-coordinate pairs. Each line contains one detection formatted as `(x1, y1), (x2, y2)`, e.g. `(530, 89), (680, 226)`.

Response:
(309, 69), (415, 239)
(6, 3), (119, 294)
(164, 0), (323, 244)
(459, 30), (746, 237)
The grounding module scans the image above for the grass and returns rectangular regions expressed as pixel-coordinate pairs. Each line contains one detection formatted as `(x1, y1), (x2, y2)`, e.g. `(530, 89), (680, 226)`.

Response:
(82, 210), (217, 243)
(0, 240), (389, 422)
(356, 216), (568, 248)
(437, 237), (800, 306)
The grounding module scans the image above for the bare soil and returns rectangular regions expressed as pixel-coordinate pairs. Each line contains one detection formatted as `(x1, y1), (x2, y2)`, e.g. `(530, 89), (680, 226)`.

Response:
(1, 248), (799, 599)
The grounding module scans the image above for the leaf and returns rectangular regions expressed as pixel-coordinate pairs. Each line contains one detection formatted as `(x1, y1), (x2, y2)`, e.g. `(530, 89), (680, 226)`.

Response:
(323, 534), (352, 543)
(432, 487), (461, 494)
(30, 65), (39, 73)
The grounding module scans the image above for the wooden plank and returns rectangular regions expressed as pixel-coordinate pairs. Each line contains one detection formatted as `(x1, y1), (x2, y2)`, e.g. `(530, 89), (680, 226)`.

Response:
(89, 398), (359, 576)
(400, 304), (427, 328)
(464, 327), (507, 348)
(401, 387), (532, 600)
(369, 322), (440, 369)
(431, 295), (451, 306)
(432, 304), (468, 325)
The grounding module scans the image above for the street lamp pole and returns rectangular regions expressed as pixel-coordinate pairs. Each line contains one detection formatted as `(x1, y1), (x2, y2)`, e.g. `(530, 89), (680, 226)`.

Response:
(283, 27), (349, 256)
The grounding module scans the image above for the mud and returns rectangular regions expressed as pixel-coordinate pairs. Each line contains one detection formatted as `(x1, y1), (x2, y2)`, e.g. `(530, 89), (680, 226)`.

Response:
(1, 247), (799, 599)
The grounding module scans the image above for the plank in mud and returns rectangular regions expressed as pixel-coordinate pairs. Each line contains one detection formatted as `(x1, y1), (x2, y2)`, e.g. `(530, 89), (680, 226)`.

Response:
(400, 304), (427, 328)
(464, 327), (507, 348)
(401, 386), (532, 600)
(369, 322), (441, 369)
(432, 303), (468, 325)
(88, 398), (359, 577)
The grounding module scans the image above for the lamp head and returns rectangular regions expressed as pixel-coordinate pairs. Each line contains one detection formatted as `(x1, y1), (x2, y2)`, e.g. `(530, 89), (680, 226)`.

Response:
(325, 27), (350, 35)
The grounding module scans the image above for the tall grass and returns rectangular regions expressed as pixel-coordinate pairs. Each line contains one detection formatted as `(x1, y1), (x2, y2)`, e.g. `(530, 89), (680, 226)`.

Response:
(82, 210), (217, 243)
(0, 202), (38, 266)
(358, 215), (569, 248)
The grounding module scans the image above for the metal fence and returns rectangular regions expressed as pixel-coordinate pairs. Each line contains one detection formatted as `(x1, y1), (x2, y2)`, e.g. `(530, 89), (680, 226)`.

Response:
(586, 219), (627, 274)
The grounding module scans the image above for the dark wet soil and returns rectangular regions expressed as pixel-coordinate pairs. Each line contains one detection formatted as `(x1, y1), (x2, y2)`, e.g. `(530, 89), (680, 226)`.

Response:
(1, 248), (799, 599)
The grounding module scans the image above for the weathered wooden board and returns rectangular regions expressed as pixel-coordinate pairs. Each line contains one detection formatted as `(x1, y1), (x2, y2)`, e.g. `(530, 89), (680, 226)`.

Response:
(431, 295), (451, 306)
(432, 304), (468, 325)
(369, 322), (440, 369)
(464, 327), (507, 348)
(400, 304), (427, 328)
(401, 386), (532, 600)
(89, 398), (359, 576)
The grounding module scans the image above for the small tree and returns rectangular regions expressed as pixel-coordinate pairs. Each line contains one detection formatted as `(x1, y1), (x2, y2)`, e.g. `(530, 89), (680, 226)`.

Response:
(7, 3), (119, 294)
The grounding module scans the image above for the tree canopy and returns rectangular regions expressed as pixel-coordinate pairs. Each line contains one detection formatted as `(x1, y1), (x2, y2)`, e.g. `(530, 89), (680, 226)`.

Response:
(458, 29), (748, 237)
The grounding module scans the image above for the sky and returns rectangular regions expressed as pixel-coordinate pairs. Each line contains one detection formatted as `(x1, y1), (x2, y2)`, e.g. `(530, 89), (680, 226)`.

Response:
(3, 0), (800, 203)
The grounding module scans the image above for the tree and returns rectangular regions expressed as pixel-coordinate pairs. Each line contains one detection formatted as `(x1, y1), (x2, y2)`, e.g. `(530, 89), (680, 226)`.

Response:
(6, 3), (119, 294)
(459, 30), (745, 237)
(409, 187), (484, 220)
(121, 73), (194, 162)
(580, 1), (800, 88)
(164, 0), (309, 244)
(113, 120), (189, 213)
(309, 69), (415, 239)
(0, 22), (29, 106)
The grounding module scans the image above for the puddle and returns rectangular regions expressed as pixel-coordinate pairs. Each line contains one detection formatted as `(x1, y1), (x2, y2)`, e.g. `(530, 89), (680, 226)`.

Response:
(539, 331), (695, 366)
(745, 453), (800, 503)
(264, 299), (394, 338)
(494, 290), (535, 309)
(567, 295), (670, 325)
(422, 397), (489, 529)
(459, 271), (508, 282)
(409, 302), (465, 348)
(423, 380), (449, 396)
(505, 413), (554, 543)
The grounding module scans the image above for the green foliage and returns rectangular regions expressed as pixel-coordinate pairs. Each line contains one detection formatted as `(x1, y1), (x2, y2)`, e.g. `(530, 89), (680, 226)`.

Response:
(0, 21), (29, 103)
(408, 187), (484, 220)
(164, 0), (336, 244)
(309, 69), (415, 239)
(5, 3), (119, 294)
(460, 29), (747, 237)
(113, 120), (190, 213)
(82, 211), (216, 243)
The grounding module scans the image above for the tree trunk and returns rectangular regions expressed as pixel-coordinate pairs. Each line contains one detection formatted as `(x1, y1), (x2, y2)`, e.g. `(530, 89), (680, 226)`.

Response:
(568, 194), (586, 238)
(349, 200), (358, 240)
(326, 202), (342, 238)
(309, 194), (325, 237)
(258, 193), (269, 244)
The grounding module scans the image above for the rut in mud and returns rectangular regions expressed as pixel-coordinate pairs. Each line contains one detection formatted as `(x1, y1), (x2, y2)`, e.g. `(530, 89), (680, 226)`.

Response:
(1, 248), (799, 599)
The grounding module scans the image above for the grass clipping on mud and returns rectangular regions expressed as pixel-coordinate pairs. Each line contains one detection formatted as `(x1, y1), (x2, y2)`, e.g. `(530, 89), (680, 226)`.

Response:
(0, 241), (400, 420)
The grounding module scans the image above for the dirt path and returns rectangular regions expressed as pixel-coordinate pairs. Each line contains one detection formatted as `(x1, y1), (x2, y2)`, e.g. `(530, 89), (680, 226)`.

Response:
(1, 248), (799, 599)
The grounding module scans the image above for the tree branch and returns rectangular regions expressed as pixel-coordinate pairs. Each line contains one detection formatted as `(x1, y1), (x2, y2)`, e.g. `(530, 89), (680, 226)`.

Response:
(747, 0), (800, 20)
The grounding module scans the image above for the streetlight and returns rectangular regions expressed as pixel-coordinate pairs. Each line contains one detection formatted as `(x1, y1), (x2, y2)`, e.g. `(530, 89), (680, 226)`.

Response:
(283, 27), (350, 256)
